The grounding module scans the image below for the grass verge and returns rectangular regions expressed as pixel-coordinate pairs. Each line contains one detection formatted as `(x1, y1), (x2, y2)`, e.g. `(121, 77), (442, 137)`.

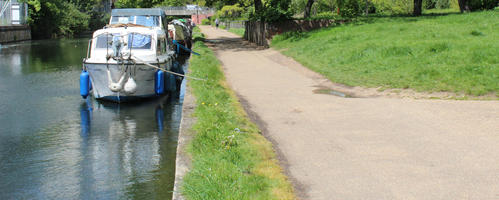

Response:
(271, 10), (499, 97)
(228, 28), (245, 37)
(182, 27), (295, 200)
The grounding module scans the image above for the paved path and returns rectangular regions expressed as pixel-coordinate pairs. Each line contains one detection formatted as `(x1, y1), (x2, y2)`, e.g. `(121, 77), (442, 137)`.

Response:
(199, 25), (499, 200)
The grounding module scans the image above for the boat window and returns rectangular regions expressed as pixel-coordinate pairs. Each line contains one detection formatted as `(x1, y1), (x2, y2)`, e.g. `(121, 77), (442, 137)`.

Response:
(135, 16), (159, 27)
(111, 16), (134, 24)
(128, 33), (152, 50)
(110, 16), (159, 27)
(95, 34), (114, 49)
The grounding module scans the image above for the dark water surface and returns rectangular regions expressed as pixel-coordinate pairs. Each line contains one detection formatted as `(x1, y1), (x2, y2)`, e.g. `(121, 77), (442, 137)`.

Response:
(0, 39), (182, 199)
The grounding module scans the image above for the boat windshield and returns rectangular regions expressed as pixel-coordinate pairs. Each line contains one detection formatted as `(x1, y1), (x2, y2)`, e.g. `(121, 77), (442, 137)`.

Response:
(94, 33), (152, 50)
(110, 16), (160, 27)
(128, 33), (152, 49)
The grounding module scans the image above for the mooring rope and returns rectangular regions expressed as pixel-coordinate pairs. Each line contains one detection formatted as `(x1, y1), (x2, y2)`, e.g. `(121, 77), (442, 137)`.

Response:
(131, 56), (206, 81)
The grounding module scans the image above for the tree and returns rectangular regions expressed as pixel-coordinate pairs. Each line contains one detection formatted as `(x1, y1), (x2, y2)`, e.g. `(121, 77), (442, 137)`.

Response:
(364, 0), (368, 15)
(458, 0), (470, 12)
(304, 0), (314, 18)
(24, 0), (91, 38)
(413, 0), (422, 16)
(254, 0), (263, 16)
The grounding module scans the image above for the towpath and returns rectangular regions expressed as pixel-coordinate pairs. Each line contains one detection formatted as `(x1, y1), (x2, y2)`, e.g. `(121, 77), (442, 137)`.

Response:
(199, 25), (499, 200)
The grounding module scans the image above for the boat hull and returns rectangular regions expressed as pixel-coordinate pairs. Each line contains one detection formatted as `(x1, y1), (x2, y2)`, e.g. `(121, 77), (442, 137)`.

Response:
(85, 62), (171, 102)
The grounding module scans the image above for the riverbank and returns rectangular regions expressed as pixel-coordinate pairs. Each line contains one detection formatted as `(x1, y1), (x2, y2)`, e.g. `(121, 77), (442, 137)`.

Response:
(271, 10), (499, 99)
(174, 28), (294, 199)
(0, 25), (31, 44)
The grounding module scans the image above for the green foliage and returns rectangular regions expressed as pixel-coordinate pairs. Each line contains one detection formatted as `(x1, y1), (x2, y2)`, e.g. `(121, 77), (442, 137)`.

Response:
(217, 4), (245, 19)
(201, 18), (211, 25)
(25, 0), (91, 38)
(312, 11), (338, 19)
(89, 12), (110, 31)
(423, 0), (457, 9)
(371, 0), (413, 14)
(337, 0), (361, 17)
(251, 0), (293, 21)
(58, 2), (90, 35)
(114, 0), (162, 8)
(424, 0), (451, 9)
(156, 0), (186, 7)
(423, 0), (436, 8)
(466, 0), (498, 11)
(272, 10), (499, 96)
(436, 0), (451, 8)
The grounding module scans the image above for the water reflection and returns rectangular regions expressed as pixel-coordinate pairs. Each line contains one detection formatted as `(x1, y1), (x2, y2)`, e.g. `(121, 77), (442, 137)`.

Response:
(1, 96), (181, 199)
(0, 39), (184, 200)
(0, 39), (86, 76)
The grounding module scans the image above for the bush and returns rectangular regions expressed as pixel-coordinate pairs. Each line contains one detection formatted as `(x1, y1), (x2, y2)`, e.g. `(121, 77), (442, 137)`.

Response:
(466, 0), (498, 11)
(338, 0), (362, 17)
(201, 18), (211, 25)
(371, 0), (413, 14)
(424, 0), (436, 9)
(312, 12), (337, 19)
(435, 0), (451, 8)
(424, 0), (451, 9)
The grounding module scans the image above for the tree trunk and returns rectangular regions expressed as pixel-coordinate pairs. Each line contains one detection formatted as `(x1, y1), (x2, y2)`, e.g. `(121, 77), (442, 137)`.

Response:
(254, 0), (263, 17)
(413, 0), (422, 16)
(364, 0), (369, 16)
(304, 0), (315, 19)
(458, 0), (470, 12)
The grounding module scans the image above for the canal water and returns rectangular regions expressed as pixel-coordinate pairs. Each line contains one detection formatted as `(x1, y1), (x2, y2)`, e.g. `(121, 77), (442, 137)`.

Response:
(0, 39), (183, 199)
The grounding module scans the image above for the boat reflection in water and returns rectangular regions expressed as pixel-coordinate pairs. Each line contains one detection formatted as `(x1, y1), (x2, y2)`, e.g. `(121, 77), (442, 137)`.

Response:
(77, 96), (181, 199)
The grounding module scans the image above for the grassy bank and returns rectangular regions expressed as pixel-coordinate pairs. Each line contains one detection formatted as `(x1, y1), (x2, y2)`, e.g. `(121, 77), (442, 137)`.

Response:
(271, 10), (499, 97)
(182, 28), (294, 199)
(228, 28), (245, 37)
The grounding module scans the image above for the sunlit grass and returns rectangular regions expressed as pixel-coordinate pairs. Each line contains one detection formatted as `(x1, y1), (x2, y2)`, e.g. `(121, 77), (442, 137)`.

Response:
(272, 10), (499, 97)
(228, 28), (245, 37)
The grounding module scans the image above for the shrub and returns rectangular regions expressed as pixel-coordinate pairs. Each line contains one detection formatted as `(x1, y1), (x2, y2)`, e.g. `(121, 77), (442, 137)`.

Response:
(435, 0), (451, 8)
(424, 0), (436, 9)
(338, 0), (362, 17)
(424, 0), (452, 9)
(371, 0), (413, 14)
(201, 18), (211, 25)
(466, 0), (498, 11)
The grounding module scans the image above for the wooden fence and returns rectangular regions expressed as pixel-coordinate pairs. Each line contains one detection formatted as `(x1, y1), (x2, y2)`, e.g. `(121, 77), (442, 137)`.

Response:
(244, 19), (346, 47)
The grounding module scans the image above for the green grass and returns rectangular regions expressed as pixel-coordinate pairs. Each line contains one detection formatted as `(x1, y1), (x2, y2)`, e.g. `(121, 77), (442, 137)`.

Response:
(272, 10), (499, 97)
(228, 28), (245, 37)
(182, 27), (295, 200)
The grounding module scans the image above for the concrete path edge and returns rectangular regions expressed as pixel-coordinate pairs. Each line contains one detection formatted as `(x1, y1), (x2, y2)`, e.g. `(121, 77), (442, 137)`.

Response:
(172, 79), (196, 200)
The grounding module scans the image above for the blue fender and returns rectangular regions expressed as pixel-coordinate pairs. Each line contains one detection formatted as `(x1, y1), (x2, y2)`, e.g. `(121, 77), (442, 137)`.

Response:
(80, 70), (90, 99)
(155, 70), (165, 95)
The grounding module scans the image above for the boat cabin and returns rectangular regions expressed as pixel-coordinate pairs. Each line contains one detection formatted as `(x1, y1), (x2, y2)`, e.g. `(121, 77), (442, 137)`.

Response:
(109, 8), (167, 29)
(85, 8), (173, 63)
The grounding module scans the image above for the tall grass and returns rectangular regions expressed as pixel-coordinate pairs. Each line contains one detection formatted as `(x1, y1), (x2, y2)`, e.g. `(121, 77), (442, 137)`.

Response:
(182, 28), (294, 200)
(272, 10), (499, 96)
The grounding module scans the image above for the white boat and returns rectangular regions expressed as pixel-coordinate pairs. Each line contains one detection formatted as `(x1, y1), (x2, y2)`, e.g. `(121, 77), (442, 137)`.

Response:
(81, 8), (180, 102)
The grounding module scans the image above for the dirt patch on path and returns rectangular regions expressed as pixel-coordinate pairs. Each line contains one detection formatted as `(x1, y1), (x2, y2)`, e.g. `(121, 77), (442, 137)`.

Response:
(200, 25), (499, 200)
